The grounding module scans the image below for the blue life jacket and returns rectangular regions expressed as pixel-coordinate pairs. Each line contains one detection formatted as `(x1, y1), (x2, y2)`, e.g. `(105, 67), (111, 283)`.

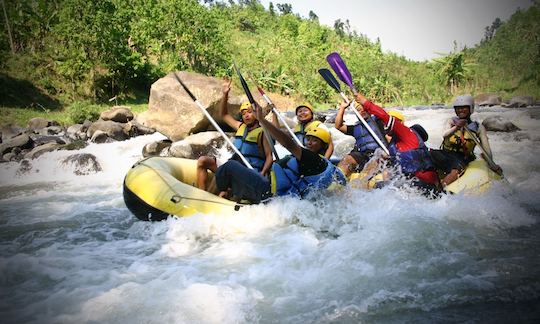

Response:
(270, 155), (347, 197)
(389, 130), (435, 175)
(352, 117), (386, 153)
(232, 124), (265, 171)
(294, 120), (322, 146)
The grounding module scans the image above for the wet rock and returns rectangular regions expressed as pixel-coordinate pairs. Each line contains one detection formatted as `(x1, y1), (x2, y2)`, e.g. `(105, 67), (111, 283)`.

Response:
(90, 130), (110, 143)
(475, 93), (502, 106)
(66, 124), (88, 141)
(513, 132), (531, 142)
(87, 120), (129, 141)
(0, 133), (33, 155)
(482, 116), (520, 132)
(507, 96), (534, 108)
(16, 159), (33, 176)
(27, 117), (59, 132)
(32, 135), (66, 146)
(64, 140), (88, 150)
(2, 152), (18, 162)
(61, 153), (102, 175)
(1, 124), (25, 141)
(24, 142), (64, 159)
(124, 121), (156, 138)
(36, 125), (65, 136)
(169, 131), (226, 159)
(100, 106), (134, 123)
(142, 139), (172, 157)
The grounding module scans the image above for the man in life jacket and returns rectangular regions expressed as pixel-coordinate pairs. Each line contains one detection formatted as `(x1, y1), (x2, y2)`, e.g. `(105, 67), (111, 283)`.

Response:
(354, 92), (440, 195)
(430, 95), (501, 187)
(272, 103), (334, 159)
(214, 103), (346, 203)
(334, 99), (388, 178)
(196, 79), (273, 191)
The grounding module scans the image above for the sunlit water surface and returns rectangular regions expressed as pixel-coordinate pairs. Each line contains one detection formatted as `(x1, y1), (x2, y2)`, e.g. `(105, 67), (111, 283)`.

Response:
(1, 107), (539, 323)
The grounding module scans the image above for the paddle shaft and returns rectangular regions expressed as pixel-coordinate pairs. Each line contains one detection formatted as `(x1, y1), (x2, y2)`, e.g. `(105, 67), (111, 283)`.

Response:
(233, 63), (280, 160)
(174, 73), (254, 170)
(463, 126), (503, 177)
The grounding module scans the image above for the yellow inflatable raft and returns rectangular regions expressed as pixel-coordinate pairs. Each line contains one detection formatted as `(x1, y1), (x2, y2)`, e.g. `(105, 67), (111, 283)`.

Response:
(347, 158), (502, 195)
(123, 157), (245, 221)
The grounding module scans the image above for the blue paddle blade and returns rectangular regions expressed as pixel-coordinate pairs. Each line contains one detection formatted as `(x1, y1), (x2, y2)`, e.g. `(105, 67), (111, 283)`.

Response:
(326, 52), (357, 93)
(318, 68), (341, 92)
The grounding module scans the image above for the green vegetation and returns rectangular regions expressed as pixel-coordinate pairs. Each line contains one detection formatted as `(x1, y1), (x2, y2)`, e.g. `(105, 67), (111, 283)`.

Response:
(1, 0), (538, 127)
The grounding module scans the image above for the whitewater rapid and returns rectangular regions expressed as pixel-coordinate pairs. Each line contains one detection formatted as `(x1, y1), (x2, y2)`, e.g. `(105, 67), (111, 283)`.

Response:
(1, 106), (539, 323)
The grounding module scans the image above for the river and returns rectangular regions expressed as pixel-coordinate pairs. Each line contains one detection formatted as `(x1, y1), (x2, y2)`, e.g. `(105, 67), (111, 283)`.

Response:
(1, 106), (539, 323)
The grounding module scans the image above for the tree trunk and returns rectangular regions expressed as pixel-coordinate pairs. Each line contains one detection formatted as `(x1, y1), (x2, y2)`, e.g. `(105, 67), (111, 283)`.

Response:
(1, 0), (14, 54)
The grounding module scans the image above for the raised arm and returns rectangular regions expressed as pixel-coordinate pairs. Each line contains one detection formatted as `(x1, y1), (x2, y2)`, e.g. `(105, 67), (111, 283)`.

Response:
(219, 78), (242, 130)
(255, 103), (302, 159)
(334, 100), (350, 133)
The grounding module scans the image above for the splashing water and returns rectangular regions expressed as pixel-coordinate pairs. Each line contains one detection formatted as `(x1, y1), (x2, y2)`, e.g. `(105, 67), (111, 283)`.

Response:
(1, 107), (540, 323)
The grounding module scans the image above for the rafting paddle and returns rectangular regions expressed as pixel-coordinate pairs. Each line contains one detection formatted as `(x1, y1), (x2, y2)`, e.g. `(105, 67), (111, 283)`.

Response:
(320, 58), (389, 155)
(247, 73), (304, 147)
(173, 72), (254, 170)
(463, 126), (504, 178)
(233, 62), (280, 160)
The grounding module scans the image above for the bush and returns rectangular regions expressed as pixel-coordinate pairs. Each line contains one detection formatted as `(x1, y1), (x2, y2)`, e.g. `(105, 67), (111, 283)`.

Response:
(67, 101), (101, 124)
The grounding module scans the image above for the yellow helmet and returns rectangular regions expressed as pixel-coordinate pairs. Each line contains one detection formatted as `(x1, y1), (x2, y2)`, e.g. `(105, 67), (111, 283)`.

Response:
(306, 126), (330, 144)
(388, 110), (405, 122)
(295, 103), (314, 114)
(239, 102), (252, 112)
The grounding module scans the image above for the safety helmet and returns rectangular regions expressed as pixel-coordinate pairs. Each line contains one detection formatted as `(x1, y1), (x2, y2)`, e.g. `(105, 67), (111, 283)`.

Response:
(239, 102), (252, 112)
(410, 124), (428, 142)
(388, 110), (405, 122)
(295, 103), (314, 114)
(452, 95), (475, 113)
(306, 126), (330, 144)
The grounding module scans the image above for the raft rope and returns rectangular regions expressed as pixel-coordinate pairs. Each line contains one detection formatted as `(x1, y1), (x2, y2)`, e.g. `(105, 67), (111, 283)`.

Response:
(138, 159), (244, 210)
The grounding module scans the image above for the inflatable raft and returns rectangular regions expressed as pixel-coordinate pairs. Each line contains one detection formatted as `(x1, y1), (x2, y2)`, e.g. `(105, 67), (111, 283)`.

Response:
(123, 157), (245, 221)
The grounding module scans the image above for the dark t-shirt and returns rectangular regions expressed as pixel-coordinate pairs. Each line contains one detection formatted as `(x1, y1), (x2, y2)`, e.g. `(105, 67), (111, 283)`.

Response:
(298, 148), (327, 176)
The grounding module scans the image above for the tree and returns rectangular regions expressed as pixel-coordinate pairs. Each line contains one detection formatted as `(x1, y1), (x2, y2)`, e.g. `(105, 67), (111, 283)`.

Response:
(334, 19), (344, 37)
(269, 2), (275, 15)
(276, 3), (292, 15)
(308, 10), (318, 22)
(433, 49), (473, 94)
(482, 17), (502, 42)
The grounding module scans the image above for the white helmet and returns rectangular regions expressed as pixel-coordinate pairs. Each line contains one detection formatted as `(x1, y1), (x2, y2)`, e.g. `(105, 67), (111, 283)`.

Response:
(452, 95), (475, 113)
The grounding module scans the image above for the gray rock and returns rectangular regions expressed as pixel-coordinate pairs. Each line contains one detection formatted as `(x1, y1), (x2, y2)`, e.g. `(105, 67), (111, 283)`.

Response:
(24, 142), (63, 159)
(0, 133), (33, 155)
(90, 130), (110, 143)
(507, 96), (534, 108)
(2, 152), (17, 162)
(124, 121), (156, 138)
(16, 159), (33, 175)
(32, 135), (66, 146)
(142, 140), (172, 157)
(1, 124), (25, 141)
(27, 117), (59, 131)
(482, 116), (520, 132)
(513, 133), (530, 142)
(87, 120), (129, 141)
(66, 124), (85, 140)
(475, 93), (502, 106)
(100, 106), (134, 123)
(61, 153), (102, 175)
(169, 131), (226, 159)
(64, 140), (88, 151)
(37, 125), (64, 136)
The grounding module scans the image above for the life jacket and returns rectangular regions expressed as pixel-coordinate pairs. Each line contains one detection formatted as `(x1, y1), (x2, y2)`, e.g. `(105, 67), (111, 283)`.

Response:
(389, 130), (435, 175)
(270, 155), (347, 198)
(352, 116), (387, 153)
(232, 124), (265, 171)
(442, 118), (479, 157)
(294, 120), (322, 146)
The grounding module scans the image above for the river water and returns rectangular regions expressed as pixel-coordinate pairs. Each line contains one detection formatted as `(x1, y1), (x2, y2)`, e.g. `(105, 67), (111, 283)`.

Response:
(1, 107), (539, 323)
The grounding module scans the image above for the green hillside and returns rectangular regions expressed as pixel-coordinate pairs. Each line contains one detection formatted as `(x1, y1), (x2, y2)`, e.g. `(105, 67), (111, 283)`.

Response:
(0, 0), (538, 125)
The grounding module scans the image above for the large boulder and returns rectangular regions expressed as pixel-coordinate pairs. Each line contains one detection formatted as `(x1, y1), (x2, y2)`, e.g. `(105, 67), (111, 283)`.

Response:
(1, 124), (25, 141)
(507, 96), (534, 108)
(100, 106), (134, 123)
(138, 71), (299, 141)
(142, 139), (172, 157)
(482, 116), (520, 132)
(27, 117), (59, 132)
(475, 93), (502, 106)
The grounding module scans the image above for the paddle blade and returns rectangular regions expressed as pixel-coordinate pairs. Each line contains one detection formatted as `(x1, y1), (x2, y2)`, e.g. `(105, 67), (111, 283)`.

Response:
(326, 52), (357, 93)
(318, 68), (341, 92)
(233, 62), (256, 105)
